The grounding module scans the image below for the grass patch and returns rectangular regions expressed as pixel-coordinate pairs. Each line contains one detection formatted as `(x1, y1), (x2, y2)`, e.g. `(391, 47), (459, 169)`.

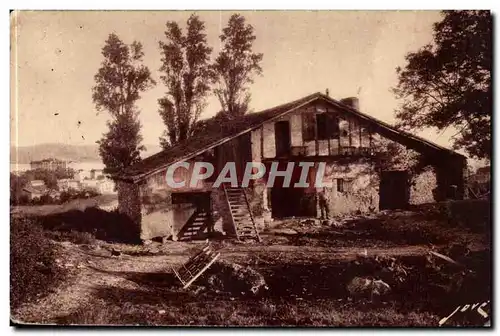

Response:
(45, 230), (96, 245)
(55, 297), (438, 326)
(10, 216), (66, 310)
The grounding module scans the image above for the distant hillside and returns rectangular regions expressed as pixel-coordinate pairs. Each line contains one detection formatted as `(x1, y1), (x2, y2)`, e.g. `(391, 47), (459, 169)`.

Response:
(10, 143), (163, 164)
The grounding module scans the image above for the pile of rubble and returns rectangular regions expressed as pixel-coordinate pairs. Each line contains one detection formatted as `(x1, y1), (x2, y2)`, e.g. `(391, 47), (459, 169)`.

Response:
(171, 243), (268, 296)
(204, 260), (268, 296)
(345, 255), (410, 300)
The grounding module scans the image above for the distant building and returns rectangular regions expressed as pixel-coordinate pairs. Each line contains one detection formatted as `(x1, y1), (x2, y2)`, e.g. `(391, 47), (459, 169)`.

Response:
(97, 179), (116, 194)
(81, 179), (98, 190)
(30, 180), (46, 187)
(80, 178), (116, 194)
(30, 158), (68, 171)
(57, 179), (81, 191)
(22, 185), (46, 201)
(90, 169), (104, 180)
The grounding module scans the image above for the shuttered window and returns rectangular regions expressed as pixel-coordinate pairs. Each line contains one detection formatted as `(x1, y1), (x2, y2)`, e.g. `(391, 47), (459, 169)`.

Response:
(303, 113), (316, 141)
(317, 113), (339, 140)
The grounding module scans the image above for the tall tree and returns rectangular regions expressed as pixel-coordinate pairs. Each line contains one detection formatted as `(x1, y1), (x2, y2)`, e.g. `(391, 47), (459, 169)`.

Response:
(158, 14), (212, 149)
(92, 33), (155, 174)
(212, 14), (263, 118)
(393, 10), (492, 160)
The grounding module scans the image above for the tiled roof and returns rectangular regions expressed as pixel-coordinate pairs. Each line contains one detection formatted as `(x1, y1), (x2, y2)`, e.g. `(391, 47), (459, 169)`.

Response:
(116, 92), (321, 181)
(116, 91), (465, 182)
(22, 185), (47, 194)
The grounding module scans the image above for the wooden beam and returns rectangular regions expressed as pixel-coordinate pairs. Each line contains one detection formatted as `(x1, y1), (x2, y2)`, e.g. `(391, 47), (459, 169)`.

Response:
(359, 122), (363, 147)
(348, 117), (352, 147)
(314, 109), (319, 156)
(260, 126), (264, 160)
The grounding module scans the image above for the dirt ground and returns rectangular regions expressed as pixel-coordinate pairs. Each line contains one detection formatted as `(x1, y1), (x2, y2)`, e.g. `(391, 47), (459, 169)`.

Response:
(11, 209), (491, 326)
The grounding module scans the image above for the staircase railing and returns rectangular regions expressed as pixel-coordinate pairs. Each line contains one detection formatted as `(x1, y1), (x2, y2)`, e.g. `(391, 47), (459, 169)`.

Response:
(242, 188), (262, 242)
(222, 183), (240, 240)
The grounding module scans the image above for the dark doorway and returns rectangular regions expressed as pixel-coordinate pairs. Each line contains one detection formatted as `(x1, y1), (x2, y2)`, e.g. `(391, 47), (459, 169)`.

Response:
(379, 170), (410, 210)
(271, 188), (317, 218)
(275, 121), (291, 157)
(269, 161), (317, 218)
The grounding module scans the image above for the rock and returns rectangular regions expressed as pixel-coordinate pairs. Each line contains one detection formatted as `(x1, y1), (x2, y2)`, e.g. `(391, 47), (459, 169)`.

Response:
(158, 309), (166, 315)
(371, 279), (391, 296)
(347, 277), (391, 299)
(64, 263), (74, 268)
(148, 248), (160, 254)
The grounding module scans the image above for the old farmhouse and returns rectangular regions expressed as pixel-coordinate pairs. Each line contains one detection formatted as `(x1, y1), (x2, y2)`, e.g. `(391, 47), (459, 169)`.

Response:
(113, 92), (467, 243)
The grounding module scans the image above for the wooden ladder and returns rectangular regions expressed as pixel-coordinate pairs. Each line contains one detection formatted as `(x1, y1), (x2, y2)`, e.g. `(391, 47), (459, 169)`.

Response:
(172, 243), (220, 289)
(223, 183), (261, 242)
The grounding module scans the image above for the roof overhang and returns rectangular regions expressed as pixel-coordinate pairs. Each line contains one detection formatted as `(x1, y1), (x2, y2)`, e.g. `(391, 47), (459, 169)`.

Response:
(114, 92), (466, 184)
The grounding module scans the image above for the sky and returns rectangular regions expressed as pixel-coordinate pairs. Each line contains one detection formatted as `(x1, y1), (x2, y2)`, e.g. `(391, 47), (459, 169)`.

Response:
(12, 10), (461, 154)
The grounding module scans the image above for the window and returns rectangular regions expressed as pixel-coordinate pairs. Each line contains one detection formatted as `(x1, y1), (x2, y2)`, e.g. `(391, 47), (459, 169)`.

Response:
(337, 178), (344, 192)
(303, 114), (316, 141)
(317, 113), (340, 140)
(336, 178), (353, 193)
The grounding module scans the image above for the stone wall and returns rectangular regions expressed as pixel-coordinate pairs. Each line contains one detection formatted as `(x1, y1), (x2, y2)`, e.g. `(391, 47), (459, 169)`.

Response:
(211, 187), (235, 236)
(321, 161), (379, 215)
(116, 180), (142, 239)
(137, 160), (213, 241)
(410, 167), (437, 205)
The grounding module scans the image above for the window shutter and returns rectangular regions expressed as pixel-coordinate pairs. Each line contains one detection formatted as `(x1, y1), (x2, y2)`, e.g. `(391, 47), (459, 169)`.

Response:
(326, 114), (339, 138)
(303, 113), (316, 141)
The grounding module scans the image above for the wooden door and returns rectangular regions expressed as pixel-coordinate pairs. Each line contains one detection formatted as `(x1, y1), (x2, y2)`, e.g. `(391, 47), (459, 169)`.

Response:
(379, 170), (410, 210)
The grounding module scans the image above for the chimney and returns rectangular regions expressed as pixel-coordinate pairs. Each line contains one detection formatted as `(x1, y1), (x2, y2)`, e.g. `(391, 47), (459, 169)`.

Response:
(340, 97), (360, 111)
(325, 88), (330, 97)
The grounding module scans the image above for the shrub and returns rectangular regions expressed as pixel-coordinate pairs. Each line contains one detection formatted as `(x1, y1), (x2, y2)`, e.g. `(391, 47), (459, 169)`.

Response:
(39, 194), (54, 205)
(46, 230), (96, 245)
(10, 216), (65, 310)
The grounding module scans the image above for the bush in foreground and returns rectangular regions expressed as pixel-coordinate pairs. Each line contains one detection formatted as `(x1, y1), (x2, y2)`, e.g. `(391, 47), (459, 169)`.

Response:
(10, 217), (65, 310)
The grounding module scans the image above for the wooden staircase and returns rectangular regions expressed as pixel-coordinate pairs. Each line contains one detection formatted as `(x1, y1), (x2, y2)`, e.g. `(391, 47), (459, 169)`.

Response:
(223, 184), (261, 242)
(176, 209), (211, 241)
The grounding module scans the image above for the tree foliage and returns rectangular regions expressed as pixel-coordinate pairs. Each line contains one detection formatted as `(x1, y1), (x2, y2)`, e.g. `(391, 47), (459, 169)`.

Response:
(393, 10), (492, 160)
(92, 33), (155, 174)
(98, 110), (146, 174)
(211, 14), (263, 118)
(158, 15), (212, 149)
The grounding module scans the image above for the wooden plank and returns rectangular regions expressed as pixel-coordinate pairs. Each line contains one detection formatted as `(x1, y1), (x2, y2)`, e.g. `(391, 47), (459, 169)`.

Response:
(430, 251), (463, 267)
(314, 112), (319, 156)
(183, 253), (221, 289)
(172, 267), (186, 286)
(260, 126), (264, 161)
(348, 117), (352, 147)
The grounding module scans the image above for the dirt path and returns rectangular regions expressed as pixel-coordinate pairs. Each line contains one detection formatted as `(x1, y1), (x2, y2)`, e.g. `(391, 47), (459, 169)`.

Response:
(12, 238), (441, 324)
